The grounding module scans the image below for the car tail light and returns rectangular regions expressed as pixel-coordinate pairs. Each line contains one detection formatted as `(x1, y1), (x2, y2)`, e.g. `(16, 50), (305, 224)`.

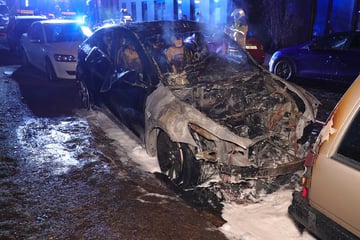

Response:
(301, 175), (310, 198)
(245, 45), (258, 50)
(304, 151), (314, 167)
(54, 54), (76, 62)
(301, 151), (315, 198)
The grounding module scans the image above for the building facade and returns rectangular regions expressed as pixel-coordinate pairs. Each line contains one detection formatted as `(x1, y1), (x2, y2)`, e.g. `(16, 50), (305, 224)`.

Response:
(6, 0), (360, 32)
(314, 0), (360, 36)
(98, 0), (230, 25)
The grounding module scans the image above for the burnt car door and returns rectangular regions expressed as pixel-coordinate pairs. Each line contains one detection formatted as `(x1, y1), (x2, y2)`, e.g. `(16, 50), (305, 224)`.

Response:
(100, 30), (156, 141)
(82, 28), (115, 105)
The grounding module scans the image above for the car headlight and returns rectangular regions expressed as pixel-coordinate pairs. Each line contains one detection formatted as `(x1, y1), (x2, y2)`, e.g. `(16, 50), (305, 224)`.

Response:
(54, 54), (76, 62)
(188, 123), (219, 162)
(188, 123), (247, 162)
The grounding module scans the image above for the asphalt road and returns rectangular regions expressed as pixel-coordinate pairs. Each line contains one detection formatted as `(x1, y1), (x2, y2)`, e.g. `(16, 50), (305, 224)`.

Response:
(0, 46), (228, 239)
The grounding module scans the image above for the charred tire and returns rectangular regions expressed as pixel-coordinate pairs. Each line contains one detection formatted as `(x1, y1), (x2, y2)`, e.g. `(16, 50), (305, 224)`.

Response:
(45, 59), (58, 81)
(273, 59), (294, 81)
(78, 80), (91, 110)
(157, 131), (200, 188)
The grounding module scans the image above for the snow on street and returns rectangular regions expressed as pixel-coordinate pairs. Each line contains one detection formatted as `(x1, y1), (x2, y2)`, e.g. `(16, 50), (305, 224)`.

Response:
(79, 108), (317, 240)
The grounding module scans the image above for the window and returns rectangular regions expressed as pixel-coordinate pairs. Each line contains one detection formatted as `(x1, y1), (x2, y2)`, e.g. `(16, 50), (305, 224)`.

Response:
(142, 1), (148, 21)
(29, 23), (43, 42)
(348, 34), (360, 51)
(115, 34), (143, 74)
(44, 23), (85, 43)
(335, 110), (360, 168)
(316, 34), (349, 50)
(131, 2), (137, 22)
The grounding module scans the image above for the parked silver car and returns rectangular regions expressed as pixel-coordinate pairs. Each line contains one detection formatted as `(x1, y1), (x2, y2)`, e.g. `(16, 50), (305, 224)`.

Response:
(20, 19), (92, 81)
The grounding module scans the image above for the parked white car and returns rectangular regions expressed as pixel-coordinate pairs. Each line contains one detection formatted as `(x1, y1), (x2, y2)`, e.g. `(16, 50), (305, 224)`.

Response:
(20, 19), (92, 81)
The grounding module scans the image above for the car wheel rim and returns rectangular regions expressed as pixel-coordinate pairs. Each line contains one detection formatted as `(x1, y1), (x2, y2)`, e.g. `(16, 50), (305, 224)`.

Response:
(275, 60), (292, 80)
(79, 81), (90, 110)
(157, 131), (184, 185)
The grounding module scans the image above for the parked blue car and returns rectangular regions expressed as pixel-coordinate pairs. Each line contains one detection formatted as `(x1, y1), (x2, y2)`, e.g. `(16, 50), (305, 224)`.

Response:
(269, 31), (360, 85)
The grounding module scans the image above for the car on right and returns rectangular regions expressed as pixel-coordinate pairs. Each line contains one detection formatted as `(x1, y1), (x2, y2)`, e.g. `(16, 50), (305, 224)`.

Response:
(288, 74), (360, 239)
(269, 31), (360, 85)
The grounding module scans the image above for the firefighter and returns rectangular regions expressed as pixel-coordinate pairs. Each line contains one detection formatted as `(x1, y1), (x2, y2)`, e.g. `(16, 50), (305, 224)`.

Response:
(225, 8), (248, 47)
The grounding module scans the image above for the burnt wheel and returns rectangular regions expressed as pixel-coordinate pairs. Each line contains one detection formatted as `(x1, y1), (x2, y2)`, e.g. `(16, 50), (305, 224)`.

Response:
(45, 59), (58, 81)
(157, 131), (200, 188)
(78, 80), (91, 110)
(274, 59), (294, 81)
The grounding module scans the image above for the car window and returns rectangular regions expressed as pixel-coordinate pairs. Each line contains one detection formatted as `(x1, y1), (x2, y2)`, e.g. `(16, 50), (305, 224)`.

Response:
(99, 29), (114, 58)
(29, 22), (43, 41)
(315, 34), (349, 50)
(334, 109), (360, 169)
(348, 34), (360, 51)
(144, 31), (252, 76)
(15, 19), (41, 36)
(44, 23), (86, 43)
(115, 34), (143, 74)
(87, 29), (108, 51)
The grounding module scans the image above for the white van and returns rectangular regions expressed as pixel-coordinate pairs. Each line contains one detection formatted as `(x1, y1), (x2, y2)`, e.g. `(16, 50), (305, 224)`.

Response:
(288, 75), (360, 239)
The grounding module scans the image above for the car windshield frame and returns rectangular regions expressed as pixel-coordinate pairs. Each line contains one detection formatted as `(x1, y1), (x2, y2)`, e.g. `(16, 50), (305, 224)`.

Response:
(141, 29), (258, 86)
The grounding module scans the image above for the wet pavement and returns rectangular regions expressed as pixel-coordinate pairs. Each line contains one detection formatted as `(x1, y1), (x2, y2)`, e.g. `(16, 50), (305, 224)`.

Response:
(0, 48), (228, 239)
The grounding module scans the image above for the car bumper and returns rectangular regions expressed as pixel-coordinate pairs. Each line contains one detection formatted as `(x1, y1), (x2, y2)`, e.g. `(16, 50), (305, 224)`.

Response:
(53, 61), (77, 80)
(246, 50), (265, 65)
(288, 191), (359, 240)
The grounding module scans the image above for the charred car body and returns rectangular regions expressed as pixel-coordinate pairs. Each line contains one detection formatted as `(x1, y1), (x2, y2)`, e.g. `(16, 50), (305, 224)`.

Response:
(77, 21), (319, 194)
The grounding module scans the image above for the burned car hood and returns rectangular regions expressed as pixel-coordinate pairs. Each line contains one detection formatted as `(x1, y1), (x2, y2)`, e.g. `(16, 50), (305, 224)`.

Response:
(165, 56), (319, 141)
(146, 55), (320, 176)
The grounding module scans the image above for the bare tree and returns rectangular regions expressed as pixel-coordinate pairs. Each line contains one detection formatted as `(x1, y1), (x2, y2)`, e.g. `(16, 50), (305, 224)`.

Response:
(262, 0), (307, 50)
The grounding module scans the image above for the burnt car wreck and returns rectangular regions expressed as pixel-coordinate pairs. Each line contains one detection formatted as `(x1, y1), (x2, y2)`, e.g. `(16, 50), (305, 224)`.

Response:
(77, 21), (320, 201)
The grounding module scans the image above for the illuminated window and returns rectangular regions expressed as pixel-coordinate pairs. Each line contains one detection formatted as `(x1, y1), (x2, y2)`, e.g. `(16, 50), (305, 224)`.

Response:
(131, 2), (136, 21)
